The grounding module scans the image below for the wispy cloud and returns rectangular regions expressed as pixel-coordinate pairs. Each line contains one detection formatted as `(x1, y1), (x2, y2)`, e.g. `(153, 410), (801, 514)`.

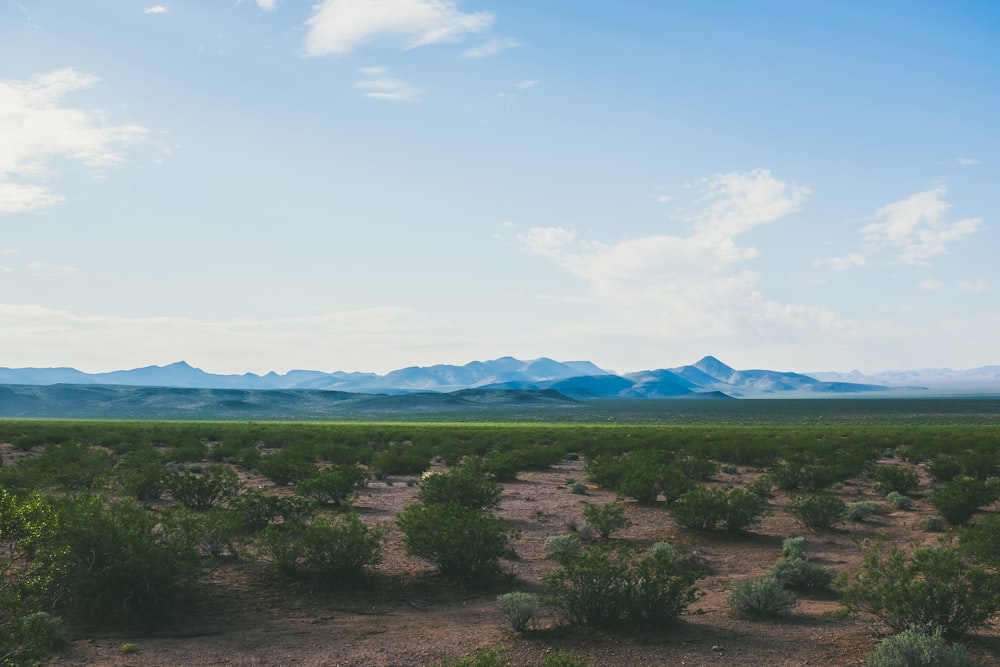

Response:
(956, 157), (980, 166)
(304, 0), (494, 57)
(0, 69), (147, 216)
(353, 67), (421, 101)
(514, 80), (539, 90)
(462, 36), (521, 59)
(860, 187), (981, 265)
(958, 279), (989, 293)
(515, 170), (829, 339)
(144, 5), (168, 14)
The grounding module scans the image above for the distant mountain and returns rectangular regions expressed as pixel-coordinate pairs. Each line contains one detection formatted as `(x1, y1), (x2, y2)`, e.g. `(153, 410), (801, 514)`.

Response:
(811, 365), (1000, 394)
(0, 355), (964, 401)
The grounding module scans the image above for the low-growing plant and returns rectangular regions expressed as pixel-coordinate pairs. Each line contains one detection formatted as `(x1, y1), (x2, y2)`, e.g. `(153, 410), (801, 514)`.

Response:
(543, 652), (588, 667)
(544, 534), (581, 559)
(769, 557), (834, 593)
(496, 591), (540, 631)
(581, 501), (630, 539)
(959, 514), (1000, 568)
(295, 464), (368, 506)
(782, 536), (806, 560)
(727, 577), (795, 619)
(670, 486), (766, 535)
(397, 502), (519, 585)
(418, 458), (502, 511)
(873, 465), (920, 496)
(885, 492), (913, 510)
(426, 644), (510, 667)
(930, 477), (998, 526)
(10, 611), (64, 662)
(839, 540), (1000, 638)
(544, 544), (701, 627)
(919, 514), (946, 532)
(569, 482), (588, 495)
(166, 465), (241, 510)
(865, 627), (976, 667)
(787, 493), (846, 531)
(846, 500), (886, 522)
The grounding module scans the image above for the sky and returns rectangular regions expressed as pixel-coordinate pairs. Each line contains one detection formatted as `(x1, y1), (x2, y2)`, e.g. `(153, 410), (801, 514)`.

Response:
(1, 1), (998, 376)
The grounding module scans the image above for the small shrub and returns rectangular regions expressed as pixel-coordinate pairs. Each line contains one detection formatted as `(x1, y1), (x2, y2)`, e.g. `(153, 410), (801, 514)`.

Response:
(919, 515), (946, 532)
(847, 500), (886, 522)
(866, 627), (976, 667)
(873, 466), (920, 496)
(543, 653), (588, 667)
(782, 536), (806, 560)
(839, 541), (1000, 638)
(959, 514), (1000, 567)
(544, 534), (581, 559)
(569, 482), (588, 495)
(885, 492), (913, 510)
(930, 477), (998, 526)
(720, 464), (739, 475)
(120, 642), (139, 655)
(418, 459), (502, 510)
(397, 502), (519, 585)
(769, 557), (834, 593)
(426, 644), (510, 667)
(13, 611), (64, 661)
(727, 577), (795, 619)
(670, 486), (766, 535)
(581, 501), (630, 539)
(295, 464), (368, 506)
(496, 592), (540, 631)
(787, 493), (846, 531)
(166, 465), (241, 509)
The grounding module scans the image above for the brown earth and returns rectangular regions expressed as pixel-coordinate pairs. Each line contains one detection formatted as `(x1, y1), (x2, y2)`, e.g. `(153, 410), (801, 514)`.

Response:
(36, 457), (1000, 667)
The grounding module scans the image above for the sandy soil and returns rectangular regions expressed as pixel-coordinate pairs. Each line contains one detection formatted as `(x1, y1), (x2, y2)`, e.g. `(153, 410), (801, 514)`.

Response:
(40, 458), (1000, 667)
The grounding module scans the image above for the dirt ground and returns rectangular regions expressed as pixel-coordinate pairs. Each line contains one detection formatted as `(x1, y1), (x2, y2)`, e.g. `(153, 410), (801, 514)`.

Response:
(43, 458), (1000, 667)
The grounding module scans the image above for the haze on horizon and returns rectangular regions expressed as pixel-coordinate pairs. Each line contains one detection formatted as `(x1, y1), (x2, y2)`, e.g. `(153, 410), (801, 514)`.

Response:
(1, 1), (997, 377)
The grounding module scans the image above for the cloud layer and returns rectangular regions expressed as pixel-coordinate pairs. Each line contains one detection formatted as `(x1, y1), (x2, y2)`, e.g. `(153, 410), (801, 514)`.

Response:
(0, 69), (146, 215)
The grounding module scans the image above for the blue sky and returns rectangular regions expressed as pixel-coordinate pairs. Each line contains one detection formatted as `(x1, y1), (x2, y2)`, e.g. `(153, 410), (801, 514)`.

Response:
(1, 1), (997, 375)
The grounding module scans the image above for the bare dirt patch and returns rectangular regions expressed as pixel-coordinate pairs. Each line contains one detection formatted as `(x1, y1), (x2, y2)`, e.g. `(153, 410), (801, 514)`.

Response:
(46, 458), (1000, 666)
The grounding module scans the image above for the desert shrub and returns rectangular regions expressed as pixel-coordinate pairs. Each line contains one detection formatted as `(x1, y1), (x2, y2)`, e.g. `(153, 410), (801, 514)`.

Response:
(865, 627), (976, 667)
(569, 482), (588, 495)
(397, 502), (518, 585)
(166, 465), (241, 509)
(782, 536), (806, 560)
(370, 446), (429, 476)
(544, 534), (581, 559)
(769, 557), (834, 593)
(297, 513), (387, 578)
(873, 466), (920, 496)
(847, 500), (886, 522)
(745, 474), (775, 500)
(543, 653), (588, 667)
(115, 448), (168, 501)
(930, 477), (997, 526)
(787, 493), (846, 530)
(543, 544), (701, 627)
(426, 645), (510, 667)
(226, 487), (314, 533)
(839, 541), (1000, 638)
(581, 501), (630, 539)
(256, 451), (315, 485)
(295, 464), (368, 506)
(919, 515), (946, 532)
(720, 464), (739, 475)
(35, 494), (200, 620)
(5, 611), (64, 663)
(727, 577), (795, 619)
(168, 505), (244, 559)
(926, 456), (963, 483)
(496, 592), (540, 631)
(418, 459), (502, 511)
(885, 492), (913, 510)
(0, 490), (56, 616)
(959, 514), (1000, 568)
(670, 486), (766, 535)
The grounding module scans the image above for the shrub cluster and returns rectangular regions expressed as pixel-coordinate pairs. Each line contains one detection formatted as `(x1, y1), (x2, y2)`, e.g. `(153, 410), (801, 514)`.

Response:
(726, 577), (795, 619)
(581, 501), (630, 539)
(865, 628), (976, 667)
(786, 493), (847, 530)
(669, 486), (767, 535)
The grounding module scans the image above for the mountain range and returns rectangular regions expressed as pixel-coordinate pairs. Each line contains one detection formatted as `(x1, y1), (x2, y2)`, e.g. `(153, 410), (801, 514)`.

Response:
(0, 355), (958, 398)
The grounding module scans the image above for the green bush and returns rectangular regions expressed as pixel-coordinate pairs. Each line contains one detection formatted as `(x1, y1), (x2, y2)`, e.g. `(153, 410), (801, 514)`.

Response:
(166, 465), (241, 509)
(397, 502), (519, 585)
(873, 465), (920, 496)
(544, 534), (581, 559)
(959, 514), (1000, 567)
(786, 493), (846, 530)
(543, 653), (588, 667)
(582, 501), (630, 539)
(670, 487), (766, 535)
(115, 448), (168, 501)
(846, 500), (886, 522)
(256, 513), (386, 580)
(782, 536), (806, 560)
(3, 611), (65, 663)
(426, 645), (510, 667)
(727, 577), (795, 619)
(885, 491), (913, 510)
(930, 477), (997, 526)
(769, 557), (834, 593)
(256, 451), (316, 485)
(839, 541), (1000, 638)
(418, 459), (502, 511)
(543, 544), (701, 627)
(36, 494), (200, 620)
(866, 628), (976, 667)
(295, 465), (368, 506)
(496, 592), (540, 631)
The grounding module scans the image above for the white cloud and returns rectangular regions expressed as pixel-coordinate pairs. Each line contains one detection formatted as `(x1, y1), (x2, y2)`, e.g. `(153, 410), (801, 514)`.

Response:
(358, 65), (388, 76)
(514, 80), (539, 90)
(958, 279), (989, 293)
(144, 5), (168, 14)
(0, 68), (147, 215)
(812, 252), (868, 271)
(919, 279), (942, 291)
(957, 157), (980, 166)
(462, 36), (521, 59)
(304, 0), (494, 57)
(516, 169), (831, 339)
(860, 186), (981, 265)
(353, 75), (422, 101)
(256, 0), (278, 10)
